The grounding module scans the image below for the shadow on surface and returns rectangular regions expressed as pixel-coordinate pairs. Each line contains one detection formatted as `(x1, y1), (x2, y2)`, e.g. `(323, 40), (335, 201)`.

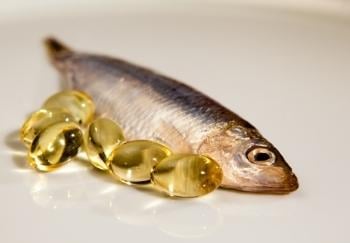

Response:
(4, 129), (30, 170)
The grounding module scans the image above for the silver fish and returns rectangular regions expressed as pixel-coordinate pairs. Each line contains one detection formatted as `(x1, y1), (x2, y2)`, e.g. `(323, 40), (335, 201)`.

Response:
(45, 37), (298, 193)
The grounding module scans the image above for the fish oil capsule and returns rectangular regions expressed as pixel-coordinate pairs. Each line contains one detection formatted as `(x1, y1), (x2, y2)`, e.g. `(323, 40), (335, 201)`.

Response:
(107, 140), (172, 184)
(28, 122), (83, 172)
(42, 90), (95, 125)
(84, 117), (125, 170)
(20, 108), (75, 147)
(151, 154), (223, 197)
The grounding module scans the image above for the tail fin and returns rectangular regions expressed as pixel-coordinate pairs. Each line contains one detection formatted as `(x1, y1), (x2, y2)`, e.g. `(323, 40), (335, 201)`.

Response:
(44, 37), (73, 62)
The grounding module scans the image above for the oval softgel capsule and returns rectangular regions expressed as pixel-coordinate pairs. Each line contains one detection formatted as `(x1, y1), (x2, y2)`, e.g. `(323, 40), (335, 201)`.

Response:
(20, 108), (75, 147)
(151, 154), (223, 197)
(28, 122), (83, 172)
(84, 117), (125, 170)
(43, 90), (95, 125)
(107, 140), (172, 184)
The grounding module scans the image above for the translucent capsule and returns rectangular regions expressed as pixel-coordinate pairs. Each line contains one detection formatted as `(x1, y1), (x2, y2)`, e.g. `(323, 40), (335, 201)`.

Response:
(20, 108), (75, 147)
(151, 154), (223, 197)
(28, 122), (83, 172)
(42, 90), (95, 125)
(84, 117), (125, 170)
(107, 140), (172, 184)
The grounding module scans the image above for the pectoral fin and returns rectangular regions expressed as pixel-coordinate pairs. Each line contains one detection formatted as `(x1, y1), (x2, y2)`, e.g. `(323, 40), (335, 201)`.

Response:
(153, 120), (193, 153)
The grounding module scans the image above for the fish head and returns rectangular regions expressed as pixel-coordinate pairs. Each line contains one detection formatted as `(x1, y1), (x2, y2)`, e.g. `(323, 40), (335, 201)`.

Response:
(198, 125), (298, 193)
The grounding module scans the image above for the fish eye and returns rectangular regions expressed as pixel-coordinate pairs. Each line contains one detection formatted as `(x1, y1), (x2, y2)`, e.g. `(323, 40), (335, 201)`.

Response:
(246, 147), (276, 165)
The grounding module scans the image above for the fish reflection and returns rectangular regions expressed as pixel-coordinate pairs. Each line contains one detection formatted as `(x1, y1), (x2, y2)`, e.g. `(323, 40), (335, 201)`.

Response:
(150, 199), (222, 238)
(24, 167), (223, 238)
(29, 171), (86, 209)
(6, 130), (223, 238)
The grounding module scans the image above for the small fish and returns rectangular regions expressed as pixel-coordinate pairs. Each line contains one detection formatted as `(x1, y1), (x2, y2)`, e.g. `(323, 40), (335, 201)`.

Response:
(45, 37), (298, 193)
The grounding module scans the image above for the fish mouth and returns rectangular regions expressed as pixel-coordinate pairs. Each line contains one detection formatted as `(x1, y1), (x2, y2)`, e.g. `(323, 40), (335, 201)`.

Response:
(251, 173), (299, 194)
(221, 173), (299, 194)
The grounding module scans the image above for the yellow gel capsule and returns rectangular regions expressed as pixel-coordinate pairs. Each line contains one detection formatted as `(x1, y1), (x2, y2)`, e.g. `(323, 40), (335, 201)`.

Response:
(84, 117), (125, 170)
(42, 90), (95, 125)
(20, 108), (75, 147)
(151, 154), (223, 197)
(107, 140), (172, 184)
(28, 122), (83, 172)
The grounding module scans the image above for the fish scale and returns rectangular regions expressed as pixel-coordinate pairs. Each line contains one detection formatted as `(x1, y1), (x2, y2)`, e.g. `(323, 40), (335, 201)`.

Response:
(74, 63), (213, 152)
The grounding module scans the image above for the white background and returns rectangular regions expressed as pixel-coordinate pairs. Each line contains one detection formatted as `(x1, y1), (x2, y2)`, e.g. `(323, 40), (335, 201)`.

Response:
(0, 1), (349, 242)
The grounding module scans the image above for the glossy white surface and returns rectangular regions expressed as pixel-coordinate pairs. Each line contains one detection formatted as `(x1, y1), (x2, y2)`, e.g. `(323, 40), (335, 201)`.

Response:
(1, 2), (349, 242)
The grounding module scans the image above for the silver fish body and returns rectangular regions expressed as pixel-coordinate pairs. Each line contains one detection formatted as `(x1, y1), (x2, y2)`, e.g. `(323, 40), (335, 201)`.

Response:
(46, 38), (298, 193)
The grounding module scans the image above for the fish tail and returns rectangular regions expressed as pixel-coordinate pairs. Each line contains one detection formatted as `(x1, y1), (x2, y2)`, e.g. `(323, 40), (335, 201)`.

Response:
(44, 37), (73, 62)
